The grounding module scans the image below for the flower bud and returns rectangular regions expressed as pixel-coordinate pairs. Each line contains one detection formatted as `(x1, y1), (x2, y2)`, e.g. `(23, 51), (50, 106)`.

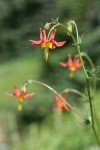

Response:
(21, 83), (28, 93)
(66, 20), (74, 35)
(44, 22), (51, 30)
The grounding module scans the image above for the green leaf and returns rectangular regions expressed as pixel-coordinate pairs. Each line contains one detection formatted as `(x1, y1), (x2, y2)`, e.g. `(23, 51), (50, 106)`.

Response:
(92, 77), (100, 81)
(86, 66), (100, 78)
(51, 17), (59, 24)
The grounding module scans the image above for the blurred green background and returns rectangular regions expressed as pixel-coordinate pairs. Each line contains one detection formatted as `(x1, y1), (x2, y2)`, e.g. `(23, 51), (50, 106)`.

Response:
(0, 0), (100, 149)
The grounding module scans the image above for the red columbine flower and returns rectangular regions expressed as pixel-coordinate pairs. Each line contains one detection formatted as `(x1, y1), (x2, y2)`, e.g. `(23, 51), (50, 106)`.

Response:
(54, 93), (68, 111)
(6, 84), (35, 111)
(29, 28), (66, 61)
(59, 55), (82, 77)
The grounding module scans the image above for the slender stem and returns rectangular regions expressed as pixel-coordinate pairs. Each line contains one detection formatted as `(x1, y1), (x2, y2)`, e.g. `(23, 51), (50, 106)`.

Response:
(86, 79), (100, 146)
(80, 52), (96, 97)
(28, 80), (84, 120)
(59, 23), (89, 79)
(80, 53), (100, 131)
(48, 22), (88, 78)
(47, 23), (59, 38)
(86, 79), (94, 125)
(80, 52), (95, 68)
(46, 22), (100, 145)
(92, 125), (100, 147)
(73, 21), (80, 44)
(58, 22), (100, 146)
(62, 88), (86, 98)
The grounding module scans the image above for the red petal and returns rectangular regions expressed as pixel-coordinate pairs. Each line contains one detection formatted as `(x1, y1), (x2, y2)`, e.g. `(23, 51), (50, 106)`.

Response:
(43, 29), (47, 42)
(61, 93), (68, 111)
(29, 40), (42, 46)
(40, 28), (43, 41)
(13, 85), (20, 97)
(63, 104), (69, 111)
(74, 58), (82, 68)
(5, 93), (13, 97)
(54, 94), (61, 101)
(23, 93), (35, 99)
(54, 94), (68, 111)
(67, 55), (73, 67)
(59, 62), (68, 67)
(53, 40), (66, 47)
(49, 29), (56, 41)
(61, 93), (66, 100)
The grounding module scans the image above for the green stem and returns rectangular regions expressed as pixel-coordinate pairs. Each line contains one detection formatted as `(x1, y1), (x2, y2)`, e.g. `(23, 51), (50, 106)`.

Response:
(47, 22), (100, 146)
(73, 21), (80, 44)
(58, 22), (100, 146)
(48, 22), (88, 79)
(86, 79), (100, 146)
(62, 88), (86, 98)
(47, 23), (59, 38)
(59, 23), (89, 79)
(80, 52), (100, 132)
(80, 52), (96, 97)
(80, 52), (94, 68)
(28, 80), (84, 120)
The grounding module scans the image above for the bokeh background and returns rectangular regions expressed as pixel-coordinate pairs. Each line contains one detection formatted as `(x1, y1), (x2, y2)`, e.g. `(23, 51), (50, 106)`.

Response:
(0, 0), (100, 149)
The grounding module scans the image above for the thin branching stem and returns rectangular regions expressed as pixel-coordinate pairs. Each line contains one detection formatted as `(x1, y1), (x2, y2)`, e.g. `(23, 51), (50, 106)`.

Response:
(28, 79), (84, 120)
(62, 88), (86, 98)
(49, 22), (100, 146)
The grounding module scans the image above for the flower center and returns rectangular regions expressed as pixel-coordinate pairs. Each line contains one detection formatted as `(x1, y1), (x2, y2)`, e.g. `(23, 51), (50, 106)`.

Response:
(17, 96), (23, 102)
(69, 66), (76, 71)
(41, 42), (53, 49)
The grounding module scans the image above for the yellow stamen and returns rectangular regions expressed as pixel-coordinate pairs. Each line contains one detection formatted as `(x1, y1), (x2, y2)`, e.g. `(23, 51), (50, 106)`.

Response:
(69, 67), (76, 72)
(41, 42), (53, 49)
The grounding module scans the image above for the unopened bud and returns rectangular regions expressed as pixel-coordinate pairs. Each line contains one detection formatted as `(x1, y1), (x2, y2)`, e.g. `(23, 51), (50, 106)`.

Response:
(21, 83), (28, 93)
(67, 20), (75, 35)
(44, 22), (51, 30)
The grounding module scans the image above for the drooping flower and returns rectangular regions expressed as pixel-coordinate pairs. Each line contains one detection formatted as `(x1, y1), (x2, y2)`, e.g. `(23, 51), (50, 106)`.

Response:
(54, 93), (68, 111)
(59, 55), (82, 77)
(6, 84), (35, 111)
(29, 28), (66, 61)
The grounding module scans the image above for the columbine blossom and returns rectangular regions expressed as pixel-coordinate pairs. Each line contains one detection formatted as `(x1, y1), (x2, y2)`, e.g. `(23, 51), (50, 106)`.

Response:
(54, 93), (68, 111)
(6, 84), (35, 111)
(59, 55), (82, 77)
(29, 28), (66, 60)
